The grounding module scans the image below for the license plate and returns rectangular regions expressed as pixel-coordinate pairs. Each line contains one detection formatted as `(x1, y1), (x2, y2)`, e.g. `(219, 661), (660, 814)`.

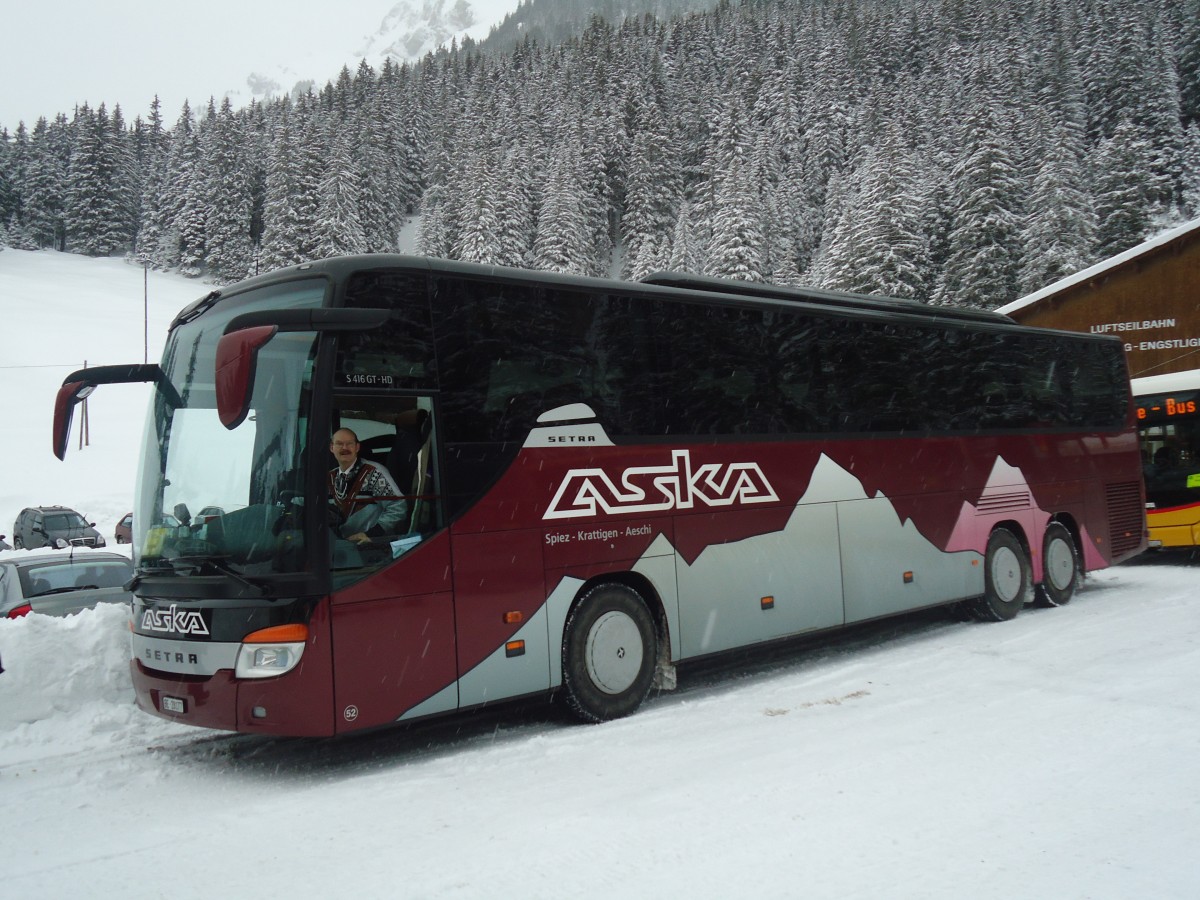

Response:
(161, 696), (185, 714)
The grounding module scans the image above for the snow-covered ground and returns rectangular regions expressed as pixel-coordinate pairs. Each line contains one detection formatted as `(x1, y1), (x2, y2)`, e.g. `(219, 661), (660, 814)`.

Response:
(2, 250), (1199, 898)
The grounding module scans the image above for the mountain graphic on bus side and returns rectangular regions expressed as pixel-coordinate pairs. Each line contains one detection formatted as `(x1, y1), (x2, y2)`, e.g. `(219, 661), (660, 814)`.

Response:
(435, 451), (994, 713)
(942, 455), (1108, 573)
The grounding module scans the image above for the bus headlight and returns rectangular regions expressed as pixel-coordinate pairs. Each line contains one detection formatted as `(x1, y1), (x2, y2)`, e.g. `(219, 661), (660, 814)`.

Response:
(235, 624), (308, 679)
(236, 643), (304, 678)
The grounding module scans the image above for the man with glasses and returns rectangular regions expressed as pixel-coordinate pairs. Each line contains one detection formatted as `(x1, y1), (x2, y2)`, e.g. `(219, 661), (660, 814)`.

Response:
(328, 428), (408, 545)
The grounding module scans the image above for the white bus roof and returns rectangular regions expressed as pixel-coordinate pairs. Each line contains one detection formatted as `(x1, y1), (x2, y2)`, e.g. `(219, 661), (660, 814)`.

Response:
(1130, 367), (1200, 396)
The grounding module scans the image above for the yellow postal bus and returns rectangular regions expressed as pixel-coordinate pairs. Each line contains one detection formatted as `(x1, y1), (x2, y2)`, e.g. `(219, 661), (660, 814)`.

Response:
(1133, 368), (1200, 548)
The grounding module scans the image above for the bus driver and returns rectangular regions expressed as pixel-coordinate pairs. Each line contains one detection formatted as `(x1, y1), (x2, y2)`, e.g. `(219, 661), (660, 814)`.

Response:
(328, 428), (408, 545)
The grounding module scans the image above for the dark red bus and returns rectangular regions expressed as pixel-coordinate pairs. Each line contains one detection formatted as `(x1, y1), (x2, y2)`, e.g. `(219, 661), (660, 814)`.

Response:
(54, 256), (1146, 735)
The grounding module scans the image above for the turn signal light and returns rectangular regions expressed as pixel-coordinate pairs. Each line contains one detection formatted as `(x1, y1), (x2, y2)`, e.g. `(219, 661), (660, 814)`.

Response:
(242, 623), (308, 643)
(503, 611), (523, 624)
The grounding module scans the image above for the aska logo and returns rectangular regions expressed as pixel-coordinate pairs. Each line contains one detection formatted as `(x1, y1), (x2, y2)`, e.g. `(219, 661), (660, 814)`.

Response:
(544, 449), (779, 520)
(141, 604), (210, 637)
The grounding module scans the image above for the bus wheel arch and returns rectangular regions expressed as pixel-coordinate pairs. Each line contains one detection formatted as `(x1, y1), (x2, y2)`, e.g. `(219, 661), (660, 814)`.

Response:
(967, 525), (1031, 622)
(1034, 518), (1081, 607)
(559, 578), (660, 723)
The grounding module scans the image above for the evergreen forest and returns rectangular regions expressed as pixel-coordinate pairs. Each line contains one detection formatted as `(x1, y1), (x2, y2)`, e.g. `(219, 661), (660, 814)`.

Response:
(1, 0), (1198, 309)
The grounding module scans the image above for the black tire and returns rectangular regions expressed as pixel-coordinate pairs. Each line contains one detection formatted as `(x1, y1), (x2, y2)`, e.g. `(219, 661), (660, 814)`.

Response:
(967, 528), (1030, 622)
(1034, 523), (1079, 607)
(560, 583), (657, 723)
(13, 536), (23, 550)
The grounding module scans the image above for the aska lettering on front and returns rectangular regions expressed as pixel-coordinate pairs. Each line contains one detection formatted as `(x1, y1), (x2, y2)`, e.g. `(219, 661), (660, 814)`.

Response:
(543, 449), (779, 520)
(140, 604), (210, 636)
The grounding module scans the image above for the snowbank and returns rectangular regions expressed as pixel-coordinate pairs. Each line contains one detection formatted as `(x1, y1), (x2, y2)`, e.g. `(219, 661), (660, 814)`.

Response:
(0, 603), (191, 765)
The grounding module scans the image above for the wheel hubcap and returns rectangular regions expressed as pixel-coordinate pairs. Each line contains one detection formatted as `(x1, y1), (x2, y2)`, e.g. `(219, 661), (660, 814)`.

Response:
(1046, 537), (1075, 591)
(585, 611), (644, 695)
(991, 546), (1022, 603)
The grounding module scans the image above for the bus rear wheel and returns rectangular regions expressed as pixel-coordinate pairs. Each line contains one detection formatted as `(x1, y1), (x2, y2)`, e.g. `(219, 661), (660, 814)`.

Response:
(560, 583), (657, 723)
(1034, 523), (1079, 607)
(967, 528), (1030, 622)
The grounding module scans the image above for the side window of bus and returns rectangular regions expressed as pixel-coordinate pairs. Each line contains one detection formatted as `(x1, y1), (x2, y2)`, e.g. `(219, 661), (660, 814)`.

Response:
(329, 397), (441, 580)
(338, 269), (436, 388)
(1067, 341), (1128, 427)
(432, 278), (616, 439)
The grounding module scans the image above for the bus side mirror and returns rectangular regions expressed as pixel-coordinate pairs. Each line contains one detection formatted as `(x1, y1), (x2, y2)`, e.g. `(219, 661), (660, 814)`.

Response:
(52, 364), (182, 460)
(215, 308), (391, 430)
(215, 325), (278, 429)
(53, 381), (95, 460)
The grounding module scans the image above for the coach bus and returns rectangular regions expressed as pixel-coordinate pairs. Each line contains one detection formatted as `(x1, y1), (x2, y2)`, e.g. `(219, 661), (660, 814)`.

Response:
(52, 255), (1145, 736)
(1132, 367), (1200, 549)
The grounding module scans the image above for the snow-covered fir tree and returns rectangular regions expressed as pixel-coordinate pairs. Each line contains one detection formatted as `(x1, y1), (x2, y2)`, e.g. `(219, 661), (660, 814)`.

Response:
(201, 98), (256, 283)
(1018, 132), (1096, 295)
(933, 93), (1026, 309)
(621, 94), (682, 280)
(1093, 117), (1158, 258)
(530, 133), (592, 274)
(311, 127), (368, 260)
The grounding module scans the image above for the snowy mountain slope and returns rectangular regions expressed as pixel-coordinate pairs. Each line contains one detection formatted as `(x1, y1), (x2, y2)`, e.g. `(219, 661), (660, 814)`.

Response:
(237, 0), (518, 105)
(358, 0), (483, 61)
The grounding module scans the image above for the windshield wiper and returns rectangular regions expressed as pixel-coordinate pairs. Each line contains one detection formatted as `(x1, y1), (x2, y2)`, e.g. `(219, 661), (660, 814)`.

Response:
(171, 289), (224, 327)
(165, 555), (268, 596)
(30, 586), (92, 597)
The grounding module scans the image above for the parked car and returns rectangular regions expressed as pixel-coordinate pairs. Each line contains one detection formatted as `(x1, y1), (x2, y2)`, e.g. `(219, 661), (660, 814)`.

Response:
(0, 534), (11, 552)
(0, 551), (133, 618)
(12, 506), (106, 550)
(115, 512), (133, 544)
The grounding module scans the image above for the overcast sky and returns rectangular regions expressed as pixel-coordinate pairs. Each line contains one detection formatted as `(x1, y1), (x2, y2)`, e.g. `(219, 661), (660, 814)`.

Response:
(1, 0), (518, 130)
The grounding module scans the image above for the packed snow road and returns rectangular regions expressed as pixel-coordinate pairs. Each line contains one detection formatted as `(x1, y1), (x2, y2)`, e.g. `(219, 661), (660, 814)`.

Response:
(2, 553), (1198, 899)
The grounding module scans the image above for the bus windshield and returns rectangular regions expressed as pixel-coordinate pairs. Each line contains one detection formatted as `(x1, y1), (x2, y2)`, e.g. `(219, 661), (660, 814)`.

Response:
(133, 278), (326, 578)
(1137, 394), (1200, 508)
(1131, 368), (1200, 548)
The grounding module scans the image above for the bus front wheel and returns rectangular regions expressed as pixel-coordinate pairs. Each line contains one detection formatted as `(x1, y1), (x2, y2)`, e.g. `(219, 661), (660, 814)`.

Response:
(967, 528), (1030, 622)
(1034, 523), (1079, 607)
(560, 583), (657, 723)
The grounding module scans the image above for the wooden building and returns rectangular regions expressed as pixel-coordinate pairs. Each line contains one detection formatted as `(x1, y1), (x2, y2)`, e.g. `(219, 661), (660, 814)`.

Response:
(998, 219), (1200, 378)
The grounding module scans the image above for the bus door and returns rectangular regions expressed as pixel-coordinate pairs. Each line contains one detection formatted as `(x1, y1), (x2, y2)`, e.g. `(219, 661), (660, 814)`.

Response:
(450, 521), (553, 709)
(327, 396), (459, 732)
